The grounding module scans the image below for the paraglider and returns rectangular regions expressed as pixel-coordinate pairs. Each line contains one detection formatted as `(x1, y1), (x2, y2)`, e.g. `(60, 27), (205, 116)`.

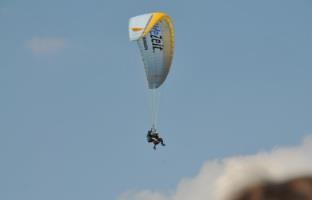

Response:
(129, 12), (174, 149)
(147, 128), (166, 150)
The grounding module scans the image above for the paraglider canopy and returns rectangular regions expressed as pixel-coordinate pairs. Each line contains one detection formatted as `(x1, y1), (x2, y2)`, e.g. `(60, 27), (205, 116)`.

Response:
(129, 12), (175, 89)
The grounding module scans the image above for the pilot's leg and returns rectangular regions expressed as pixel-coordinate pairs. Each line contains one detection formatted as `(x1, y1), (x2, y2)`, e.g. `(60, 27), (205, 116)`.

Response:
(159, 138), (165, 146)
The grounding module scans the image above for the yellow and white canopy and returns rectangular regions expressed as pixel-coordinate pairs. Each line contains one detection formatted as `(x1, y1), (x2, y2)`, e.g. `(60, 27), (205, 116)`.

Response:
(129, 12), (174, 89)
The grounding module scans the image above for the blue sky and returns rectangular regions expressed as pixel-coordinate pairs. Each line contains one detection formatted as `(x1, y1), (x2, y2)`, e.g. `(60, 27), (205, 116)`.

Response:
(1, 1), (312, 199)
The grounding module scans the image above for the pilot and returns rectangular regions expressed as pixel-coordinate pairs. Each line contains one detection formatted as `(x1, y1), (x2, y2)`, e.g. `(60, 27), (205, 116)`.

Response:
(147, 128), (165, 150)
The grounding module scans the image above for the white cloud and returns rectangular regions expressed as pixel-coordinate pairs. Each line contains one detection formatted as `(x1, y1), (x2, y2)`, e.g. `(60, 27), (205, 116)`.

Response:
(119, 136), (312, 200)
(26, 37), (67, 55)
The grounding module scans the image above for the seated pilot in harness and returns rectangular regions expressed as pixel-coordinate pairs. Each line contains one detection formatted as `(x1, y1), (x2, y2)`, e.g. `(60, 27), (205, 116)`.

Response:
(146, 128), (165, 150)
